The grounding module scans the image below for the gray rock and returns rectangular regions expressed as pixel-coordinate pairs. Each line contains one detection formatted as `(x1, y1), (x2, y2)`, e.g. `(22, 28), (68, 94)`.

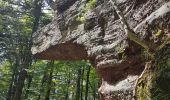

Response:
(32, 0), (170, 99)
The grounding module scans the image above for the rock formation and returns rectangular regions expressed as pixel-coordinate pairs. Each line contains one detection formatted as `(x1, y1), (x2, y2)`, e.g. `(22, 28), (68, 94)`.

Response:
(31, 0), (170, 99)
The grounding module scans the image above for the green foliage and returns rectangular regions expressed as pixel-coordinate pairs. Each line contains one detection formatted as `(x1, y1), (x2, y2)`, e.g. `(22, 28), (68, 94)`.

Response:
(40, 13), (53, 27)
(0, 60), (100, 99)
(0, 60), (12, 99)
(0, 0), (99, 99)
(19, 14), (34, 36)
(77, 0), (97, 22)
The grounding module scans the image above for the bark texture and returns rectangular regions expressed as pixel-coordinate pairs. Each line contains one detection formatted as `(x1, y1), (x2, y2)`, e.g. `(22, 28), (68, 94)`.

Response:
(31, 0), (170, 99)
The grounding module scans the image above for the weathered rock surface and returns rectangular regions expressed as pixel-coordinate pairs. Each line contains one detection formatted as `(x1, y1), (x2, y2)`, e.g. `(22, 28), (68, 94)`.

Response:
(31, 0), (170, 99)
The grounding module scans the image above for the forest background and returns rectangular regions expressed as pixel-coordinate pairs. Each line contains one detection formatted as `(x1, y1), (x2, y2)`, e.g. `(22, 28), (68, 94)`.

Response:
(0, 0), (100, 100)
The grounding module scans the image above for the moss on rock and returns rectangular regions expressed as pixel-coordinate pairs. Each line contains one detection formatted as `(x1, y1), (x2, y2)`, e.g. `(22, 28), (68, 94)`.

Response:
(136, 44), (170, 100)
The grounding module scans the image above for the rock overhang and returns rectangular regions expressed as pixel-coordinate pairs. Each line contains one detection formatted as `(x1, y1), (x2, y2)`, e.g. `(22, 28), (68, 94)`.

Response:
(33, 42), (89, 60)
(31, 0), (170, 99)
(32, 0), (170, 58)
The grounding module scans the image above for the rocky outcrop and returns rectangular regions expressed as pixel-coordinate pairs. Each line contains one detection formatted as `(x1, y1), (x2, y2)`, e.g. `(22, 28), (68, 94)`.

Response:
(31, 0), (170, 99)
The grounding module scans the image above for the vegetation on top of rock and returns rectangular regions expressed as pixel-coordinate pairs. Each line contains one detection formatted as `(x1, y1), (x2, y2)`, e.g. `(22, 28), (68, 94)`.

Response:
(77, 0), (97, 22)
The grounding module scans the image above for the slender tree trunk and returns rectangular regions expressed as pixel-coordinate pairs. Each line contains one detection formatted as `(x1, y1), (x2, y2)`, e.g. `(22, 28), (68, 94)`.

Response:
(7, 58), (19, 100)
(80, 66), (84, 100)
(75, 68), (82, 100)
(13, 51), (27, 100)
(65, 81), (69, 100)
(37, 66), (48, 100)
(13, 49), (33, 100)
(11, 66), (19, 100)
(7, 69), (14, 100)
(45, 61), (54, 100)
(13, 0), (43, 99)
(32, 0), (43, 33)
(89, 81), (95, 100)
(85, 65), (91, 100)
(65, 72), (70, 100)
(24, 75), (33, 99)
(13, 65), (28, 100)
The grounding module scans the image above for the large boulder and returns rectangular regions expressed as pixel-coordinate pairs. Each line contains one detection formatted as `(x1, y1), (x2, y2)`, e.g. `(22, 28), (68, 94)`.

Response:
(31, 0), (170, 99)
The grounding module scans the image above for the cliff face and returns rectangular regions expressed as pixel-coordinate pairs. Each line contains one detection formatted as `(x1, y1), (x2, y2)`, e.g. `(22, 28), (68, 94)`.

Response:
(31, 0), (170, 100)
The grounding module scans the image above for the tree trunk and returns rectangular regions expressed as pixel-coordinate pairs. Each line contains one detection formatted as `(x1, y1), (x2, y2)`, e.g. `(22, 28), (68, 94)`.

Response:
(13, 0), (43, 99)
(80, 66), (84, 100)
(85, 65), (90, 100)
(24, 75), (33, 99)
(37, 66), (48, 100)
(13, 66), (27, 100)
(13, 48), (30, 100)
(64, 73), (70, 100)
(45, 61), (54, 100)
(32, 0), (43, 33)
(75, 67), (82, 100)
(7, 58), (19, 100)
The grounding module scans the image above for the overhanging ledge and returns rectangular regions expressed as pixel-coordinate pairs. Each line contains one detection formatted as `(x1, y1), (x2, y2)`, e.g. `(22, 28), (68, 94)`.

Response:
(33, 42), (89, 60)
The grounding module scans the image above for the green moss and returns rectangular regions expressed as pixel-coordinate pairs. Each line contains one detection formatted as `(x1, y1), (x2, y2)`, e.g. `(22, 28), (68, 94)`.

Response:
(137, 85), (150, 100)
(155, 29), (163, 37)
(137, 67), (170, 100)
(136, 44), (170, 100)
(136, 71), (152, 100)
(76, 0), (97, 22)
(85, 0), (97, 10)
